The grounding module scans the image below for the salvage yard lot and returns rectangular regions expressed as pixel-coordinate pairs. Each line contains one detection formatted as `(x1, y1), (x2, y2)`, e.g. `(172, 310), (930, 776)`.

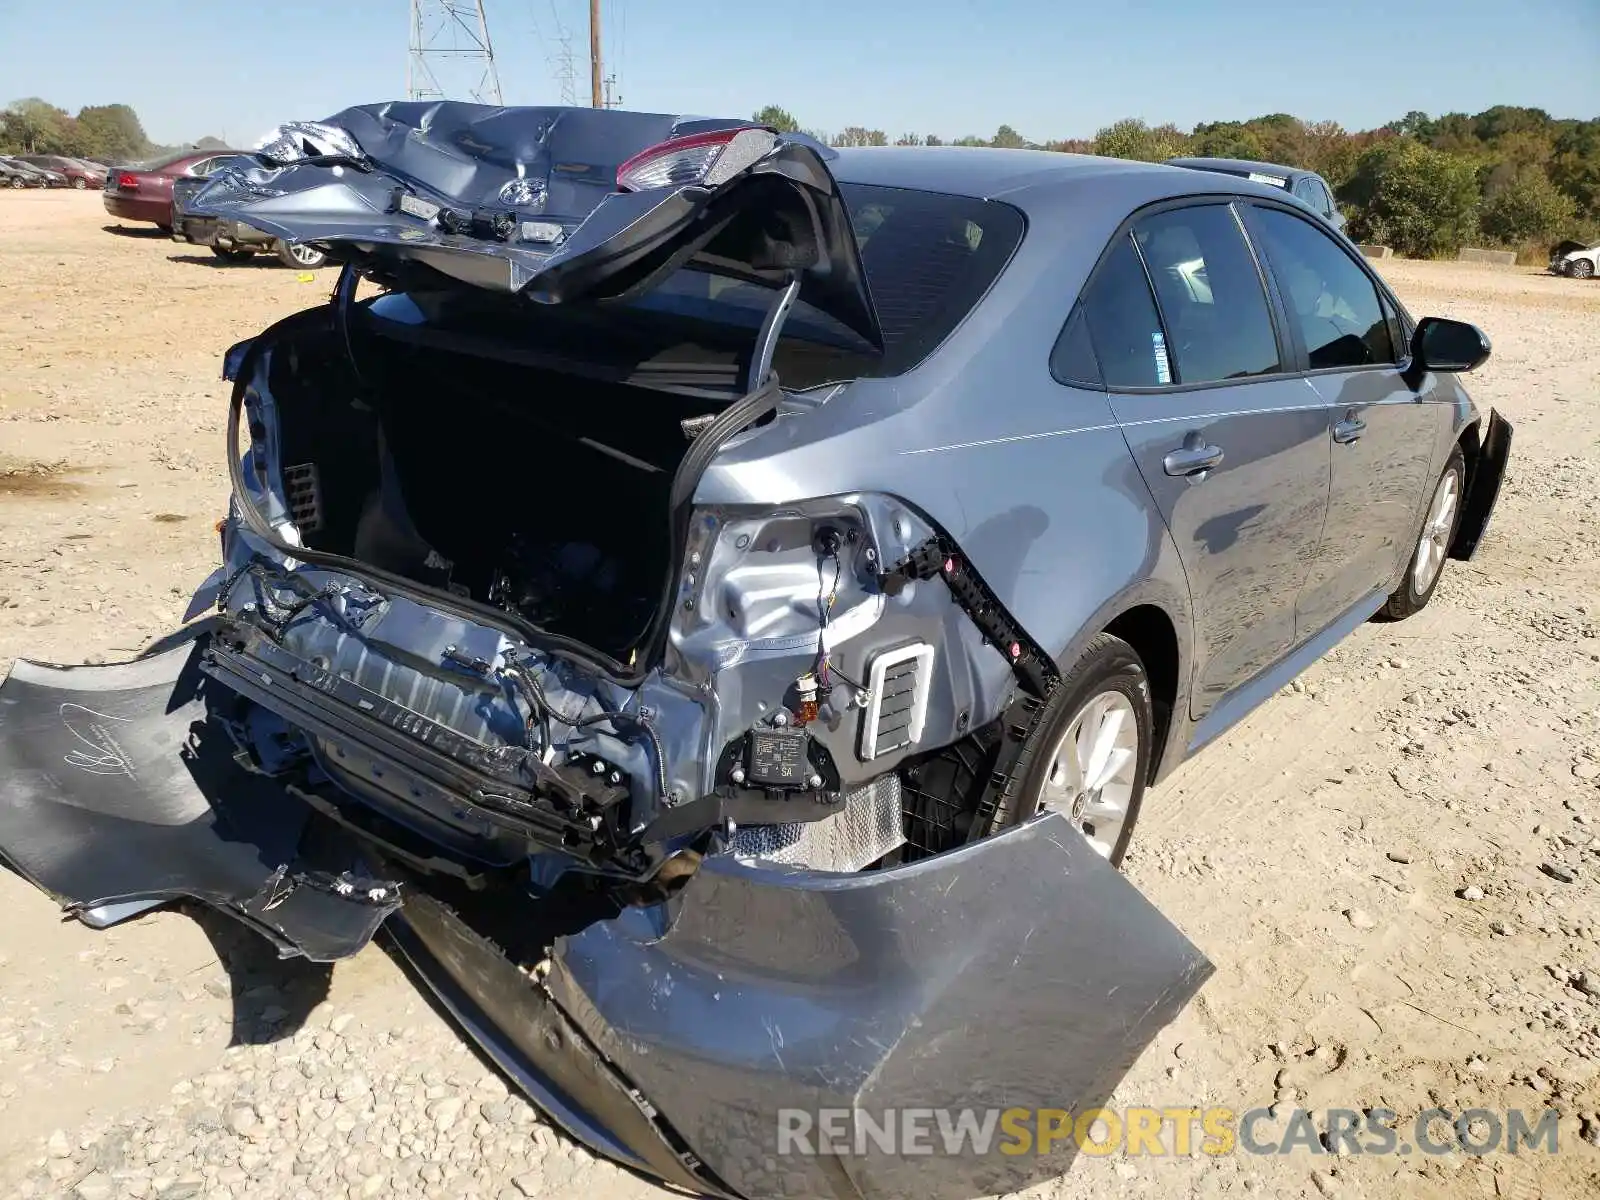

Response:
(2, 188), (1599, 1200)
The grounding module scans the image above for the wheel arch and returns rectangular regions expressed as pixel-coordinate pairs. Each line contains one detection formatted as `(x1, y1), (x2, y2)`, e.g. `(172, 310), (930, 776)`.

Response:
(1102, 603), (1182, 785)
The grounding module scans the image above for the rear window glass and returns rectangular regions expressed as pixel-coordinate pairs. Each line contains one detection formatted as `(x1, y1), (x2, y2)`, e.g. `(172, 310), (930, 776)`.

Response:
(626, 183), (1025, 387)
(368, 184), (1024, 392)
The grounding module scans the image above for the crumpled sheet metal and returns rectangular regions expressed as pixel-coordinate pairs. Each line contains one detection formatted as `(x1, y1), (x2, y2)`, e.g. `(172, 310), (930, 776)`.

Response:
(550, 811), (1214, 1200)
(0, 632), (399, 961)
(182, 101), (881, 344)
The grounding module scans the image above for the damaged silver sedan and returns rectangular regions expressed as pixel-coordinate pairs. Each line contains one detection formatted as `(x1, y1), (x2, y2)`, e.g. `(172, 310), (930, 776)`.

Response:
(0, 101), (1510, 1199)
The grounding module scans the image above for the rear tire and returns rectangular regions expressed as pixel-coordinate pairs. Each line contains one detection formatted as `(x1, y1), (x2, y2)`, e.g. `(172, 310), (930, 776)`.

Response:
(9, 177), (22, 189)
(209, 245), (252, 262)
(990, 633), (1153, 866)
(72, 177), (86, 190)
(276, 241), (328, 269)
(1381, 446), (1465, 620)
(1572, 259), (1595, 280)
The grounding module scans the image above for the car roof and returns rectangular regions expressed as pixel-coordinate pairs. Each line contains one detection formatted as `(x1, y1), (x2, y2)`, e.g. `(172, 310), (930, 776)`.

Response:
(1165, 156), (1312, 180)
(829, 145), (1297, 211)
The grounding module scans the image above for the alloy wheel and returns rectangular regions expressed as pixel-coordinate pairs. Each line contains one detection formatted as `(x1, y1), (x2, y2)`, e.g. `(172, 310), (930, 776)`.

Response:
(1037, 690), (1139, 858)
(1412, 467), (1459, 593)
(287, 243), (324, 267)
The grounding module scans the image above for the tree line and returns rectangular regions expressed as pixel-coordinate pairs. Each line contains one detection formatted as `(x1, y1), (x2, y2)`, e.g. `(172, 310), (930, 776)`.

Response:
(0, 97), (228, 165)
(755, 104), (1600, 260)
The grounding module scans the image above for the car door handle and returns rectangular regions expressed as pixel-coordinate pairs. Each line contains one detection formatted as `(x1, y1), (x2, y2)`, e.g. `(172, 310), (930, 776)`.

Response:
(1333, 415), (1367, 444)
(1163, 443), (1225, 477)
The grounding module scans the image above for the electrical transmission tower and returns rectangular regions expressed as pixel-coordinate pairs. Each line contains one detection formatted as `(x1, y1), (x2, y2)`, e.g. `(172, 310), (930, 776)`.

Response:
(407, 0), (504, 105)
(552, 27), (579, 106)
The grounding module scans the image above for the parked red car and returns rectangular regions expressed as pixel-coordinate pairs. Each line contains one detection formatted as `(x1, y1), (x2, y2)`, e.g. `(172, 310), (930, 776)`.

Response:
(102, 149), (243, 230)
(16, 155), (107, 190)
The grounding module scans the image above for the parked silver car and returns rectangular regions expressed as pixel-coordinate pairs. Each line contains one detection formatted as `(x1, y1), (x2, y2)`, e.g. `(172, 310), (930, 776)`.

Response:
(0, 103), (1509, 1200)
(1167, 155), (1347, 233)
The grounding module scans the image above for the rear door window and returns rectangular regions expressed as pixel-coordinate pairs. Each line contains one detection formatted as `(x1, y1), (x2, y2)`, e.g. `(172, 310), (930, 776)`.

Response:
(1248, 206), (1396, 370)
(1068, 234), (1167, 388)
(1314, 180), (1337, 217)
(1131, 204), (1282, 384)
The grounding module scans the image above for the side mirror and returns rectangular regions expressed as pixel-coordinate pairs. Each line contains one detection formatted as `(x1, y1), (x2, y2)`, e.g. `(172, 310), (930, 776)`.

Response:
(1410, 316), (1491, 375)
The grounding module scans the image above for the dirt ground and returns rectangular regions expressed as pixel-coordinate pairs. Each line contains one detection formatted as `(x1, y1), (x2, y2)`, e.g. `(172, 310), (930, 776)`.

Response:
(2, 189), (1598, 1200)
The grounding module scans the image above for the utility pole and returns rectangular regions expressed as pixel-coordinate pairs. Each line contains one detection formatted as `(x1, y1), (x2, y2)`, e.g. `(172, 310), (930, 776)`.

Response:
(407, 0), (504, 106)
(589, 0), (603, 108)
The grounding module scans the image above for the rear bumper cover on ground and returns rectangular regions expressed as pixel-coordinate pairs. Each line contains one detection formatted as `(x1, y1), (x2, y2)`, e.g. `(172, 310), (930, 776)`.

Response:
(0, 632), (1212, 1200)
(0, 635), (399, 958)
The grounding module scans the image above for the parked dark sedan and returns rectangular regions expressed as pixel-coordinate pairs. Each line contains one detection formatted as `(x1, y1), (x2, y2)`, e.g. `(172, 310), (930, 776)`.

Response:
(15, 154), (106, 189)
(0, 156), (67, 187)
(2, 103), (1509, 1200)
(101, 149), (242, 229)
(0, 158), (42, 187)
(1167, 156), (1346, 233)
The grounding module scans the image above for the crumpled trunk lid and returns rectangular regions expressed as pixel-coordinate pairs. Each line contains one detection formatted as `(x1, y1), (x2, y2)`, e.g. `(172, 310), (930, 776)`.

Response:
(186, 101), (881, 348)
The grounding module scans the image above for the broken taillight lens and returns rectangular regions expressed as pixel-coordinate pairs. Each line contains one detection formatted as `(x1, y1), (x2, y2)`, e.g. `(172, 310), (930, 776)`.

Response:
(615, 127), (774, 192)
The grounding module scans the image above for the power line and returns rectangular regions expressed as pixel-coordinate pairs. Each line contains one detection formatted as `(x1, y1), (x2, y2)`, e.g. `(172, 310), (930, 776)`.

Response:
(407, 0), (504, 106)
(589, 0), (603, 109)
(526, 0), (578, 106)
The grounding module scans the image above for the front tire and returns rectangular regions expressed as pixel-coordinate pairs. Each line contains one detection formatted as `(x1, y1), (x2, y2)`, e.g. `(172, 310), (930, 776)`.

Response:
(72, 177), (86, 190)
(1572, 259), (1595, 280)
(991, 633), (1153, 865)
(275, 241), (328, 269)
(1381, 446), (1465, 620)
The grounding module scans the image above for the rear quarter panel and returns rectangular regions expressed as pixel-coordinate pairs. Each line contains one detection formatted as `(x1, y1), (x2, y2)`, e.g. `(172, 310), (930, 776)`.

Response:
(696, 178), (1196, 765)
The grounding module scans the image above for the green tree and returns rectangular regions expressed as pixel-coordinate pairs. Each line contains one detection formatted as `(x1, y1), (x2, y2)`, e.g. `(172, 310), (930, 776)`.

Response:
(1093, 118), (1188, 162)
(894, 133), (925, 146)
(2, 98), (73, 153)
(990, 124), (1027, 149)
(1473, 105), (1552, 143)
(1190, 120), (1265, 160)
(1391, 111), (1434, 139)
(1479, 166), (1577, 244)
(74, 104), (151, 161)
(1549, 120), (1600, 218)
(1244, 113), (1309, 166)
(951, 134), (988, 147)
(831, 127), (887, 148)
(751, 105), (800, 134)
(1343, 139), (1480, 257)
(1303, 120), (1358, 187)
(924, 134), (944, 147)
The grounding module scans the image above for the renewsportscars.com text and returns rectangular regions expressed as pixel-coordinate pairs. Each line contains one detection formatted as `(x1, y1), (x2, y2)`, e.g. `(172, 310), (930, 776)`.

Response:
(776, 1106), (1561, 1158)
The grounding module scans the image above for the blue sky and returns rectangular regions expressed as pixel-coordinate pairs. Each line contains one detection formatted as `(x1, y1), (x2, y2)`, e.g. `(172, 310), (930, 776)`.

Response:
(2, 0), (1597, 146)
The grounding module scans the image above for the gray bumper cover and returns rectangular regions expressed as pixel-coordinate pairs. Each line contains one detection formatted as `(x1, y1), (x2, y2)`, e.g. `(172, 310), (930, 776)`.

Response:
(0, 632), (1211, 1199)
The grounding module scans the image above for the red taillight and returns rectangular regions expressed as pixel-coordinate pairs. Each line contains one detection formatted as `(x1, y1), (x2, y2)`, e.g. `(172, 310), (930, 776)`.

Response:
(615, 126), (772, 192)
(117, 172), (139, 191)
